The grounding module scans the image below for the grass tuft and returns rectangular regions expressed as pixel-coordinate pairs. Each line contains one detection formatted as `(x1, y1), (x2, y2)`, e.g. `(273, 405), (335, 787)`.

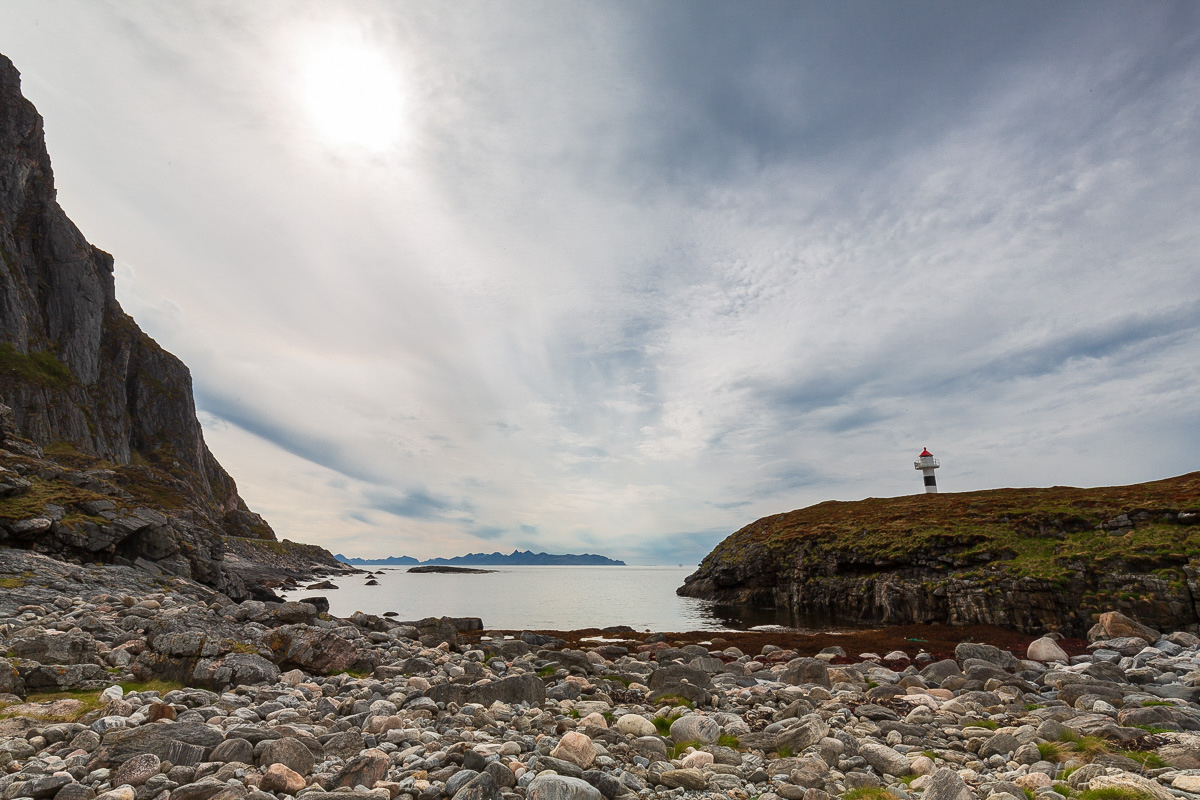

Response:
(1038, 741), (1068, 762)
(1116, 750), (1167, 770)
(1076, 789), (1158, 800)
(842, 789), (896, 800)
(670, 739), (705, 759)
(1057, 730), (1112, 761)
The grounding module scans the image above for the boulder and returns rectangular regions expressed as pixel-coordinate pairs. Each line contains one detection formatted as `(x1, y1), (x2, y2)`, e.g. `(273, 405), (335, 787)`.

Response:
(780, 658), (831, 688)
(1026, 638), (1069, 663)
(192, 654), (280, 689)
(954, 643), (1018, 669)
(321, 731), (366, 760)
(19, 662), (108, 692)
(111, 754), (161, 787)
(266, 601), (318, 625)
(526, 774), (603, 800)
(416, 617), (459, 647)
(258, 625), (364, 674)
(668, 714), (721, 745)
(260, 764), (306, 795)
(550, 731), (597, 769)
(450, 772), (501, 800)
(614, 714), (656, 737)
(657, 769), (707, 790)
(776, 716), (829, 753)
(647, 663), (711, 690)
(92, 722), (224, 766)
(979, 733), (1020, 759)
(209, 738), (254, 764)
(858, 741), (911, 777)
(426, 673), (546, 707)
(8, 632), (97, 665)
(920, 659), (964, 682)
(1096, 612), (1161, 644)
(257, 736), (315, 775)
(327, 748), (389, 790)
(0, 658), (24, 696)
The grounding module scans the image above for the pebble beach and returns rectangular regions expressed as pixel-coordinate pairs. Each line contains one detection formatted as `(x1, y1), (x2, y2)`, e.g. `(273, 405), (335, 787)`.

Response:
(1, 549), (1199, 800)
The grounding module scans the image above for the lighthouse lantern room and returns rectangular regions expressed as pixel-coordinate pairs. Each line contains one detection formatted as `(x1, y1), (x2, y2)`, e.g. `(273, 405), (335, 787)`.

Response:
(914, 448), (940, 494)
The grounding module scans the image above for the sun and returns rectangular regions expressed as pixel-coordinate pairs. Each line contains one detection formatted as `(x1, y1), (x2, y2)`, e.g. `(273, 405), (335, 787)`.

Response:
(298, 42), (406, 152)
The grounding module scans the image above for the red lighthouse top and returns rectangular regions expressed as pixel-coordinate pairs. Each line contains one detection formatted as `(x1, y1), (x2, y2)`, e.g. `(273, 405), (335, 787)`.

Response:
(920, 448), (932, 457)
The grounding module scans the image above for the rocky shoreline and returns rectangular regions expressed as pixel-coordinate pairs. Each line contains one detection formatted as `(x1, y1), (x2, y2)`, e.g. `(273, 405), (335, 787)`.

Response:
(677, 473), (1200, 637)
(0, 549), (1198, 800)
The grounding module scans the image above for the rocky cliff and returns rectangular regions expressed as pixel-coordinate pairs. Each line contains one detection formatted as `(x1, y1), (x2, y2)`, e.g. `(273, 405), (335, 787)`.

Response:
(0, 53), (328, 596)
(678, 472), (1200, 637)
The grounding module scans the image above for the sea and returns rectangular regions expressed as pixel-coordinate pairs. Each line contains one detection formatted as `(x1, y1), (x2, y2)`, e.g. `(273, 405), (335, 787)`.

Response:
(277, 565), (820, 632)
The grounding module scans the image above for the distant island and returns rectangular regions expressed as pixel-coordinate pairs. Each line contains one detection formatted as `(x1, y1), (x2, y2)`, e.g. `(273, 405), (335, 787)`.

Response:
(334, 549), (627, 566)
(407, 565), (496, 574)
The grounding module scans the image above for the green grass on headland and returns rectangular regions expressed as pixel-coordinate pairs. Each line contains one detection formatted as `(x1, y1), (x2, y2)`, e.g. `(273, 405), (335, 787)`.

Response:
(699, 472), (1200, 584)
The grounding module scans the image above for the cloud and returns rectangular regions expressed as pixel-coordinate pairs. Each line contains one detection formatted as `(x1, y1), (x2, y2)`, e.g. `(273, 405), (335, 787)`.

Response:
(1, 2), (1197, 562)
(365, 488), (470, 522)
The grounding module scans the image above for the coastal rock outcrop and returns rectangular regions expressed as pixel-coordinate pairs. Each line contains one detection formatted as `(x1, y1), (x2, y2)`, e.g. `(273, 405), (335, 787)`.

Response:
(0, 52), (345, 593)
(679, 473), (1200, 637)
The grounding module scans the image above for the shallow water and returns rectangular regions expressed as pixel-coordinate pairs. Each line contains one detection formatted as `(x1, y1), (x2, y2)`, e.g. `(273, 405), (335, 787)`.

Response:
(279, 565), (827, 632)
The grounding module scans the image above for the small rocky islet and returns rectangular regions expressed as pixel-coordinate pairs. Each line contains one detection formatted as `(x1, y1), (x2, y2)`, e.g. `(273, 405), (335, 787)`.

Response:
(1, 549), (1199, 800)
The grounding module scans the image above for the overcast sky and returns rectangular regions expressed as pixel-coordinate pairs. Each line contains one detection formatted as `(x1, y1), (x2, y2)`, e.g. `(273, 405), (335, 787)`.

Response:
(2, 2), (1198, 564)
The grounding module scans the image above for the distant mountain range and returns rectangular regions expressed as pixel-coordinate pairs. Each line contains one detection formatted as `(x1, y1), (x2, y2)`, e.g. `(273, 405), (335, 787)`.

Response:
(334, 549), (626, 566)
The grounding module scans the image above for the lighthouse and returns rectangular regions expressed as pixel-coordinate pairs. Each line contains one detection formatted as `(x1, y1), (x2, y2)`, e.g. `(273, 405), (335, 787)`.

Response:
(914, 447), (940, 494)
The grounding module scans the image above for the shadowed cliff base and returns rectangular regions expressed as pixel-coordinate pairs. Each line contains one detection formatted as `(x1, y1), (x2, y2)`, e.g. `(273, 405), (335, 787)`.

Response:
(679, 472), (1200, 637)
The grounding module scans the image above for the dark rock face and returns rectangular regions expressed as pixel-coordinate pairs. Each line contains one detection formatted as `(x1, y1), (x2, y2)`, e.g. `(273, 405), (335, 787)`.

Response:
(426, 673), (548, 707)
(0, 53), (304, 593)
(678, 473), (1200, 637)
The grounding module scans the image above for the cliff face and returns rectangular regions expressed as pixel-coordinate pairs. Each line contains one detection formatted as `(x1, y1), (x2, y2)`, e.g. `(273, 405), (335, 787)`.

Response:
(0, 53), (275, 596)
(678, 472), (1200, 637)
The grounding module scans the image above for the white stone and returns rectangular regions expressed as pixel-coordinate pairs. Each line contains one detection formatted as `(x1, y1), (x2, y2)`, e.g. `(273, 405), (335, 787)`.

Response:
(615, 714), (656, 737)
(1026, 638), (1070, 663)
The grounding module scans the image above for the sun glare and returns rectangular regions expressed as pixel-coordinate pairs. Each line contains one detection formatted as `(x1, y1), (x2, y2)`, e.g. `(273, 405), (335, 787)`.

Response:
(298, 43), (406, 152)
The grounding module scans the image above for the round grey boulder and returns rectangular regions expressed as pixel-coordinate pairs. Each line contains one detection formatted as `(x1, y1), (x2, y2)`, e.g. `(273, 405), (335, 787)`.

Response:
(668, 714), (720, 744)
(527, 774), (603, 800)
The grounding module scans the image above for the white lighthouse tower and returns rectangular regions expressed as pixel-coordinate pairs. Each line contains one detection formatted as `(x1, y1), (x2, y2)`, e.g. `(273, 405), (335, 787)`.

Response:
(914, 447), (940, 494)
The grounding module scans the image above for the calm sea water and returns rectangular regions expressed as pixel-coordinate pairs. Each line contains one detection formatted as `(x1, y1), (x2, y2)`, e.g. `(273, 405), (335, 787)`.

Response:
(277, 565), (813, 632)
